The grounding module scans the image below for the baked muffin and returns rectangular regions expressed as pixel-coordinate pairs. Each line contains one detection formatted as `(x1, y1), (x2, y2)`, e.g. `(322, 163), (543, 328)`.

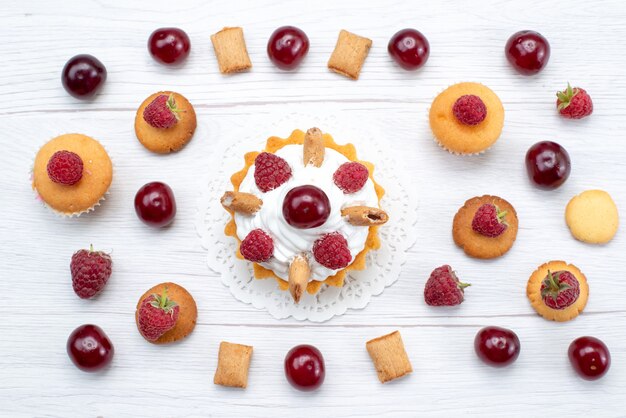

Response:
(135, 282), (197, 344)
(527, 261), (589, 322)
(220, 128), (388, 302)
(134, 91), (197, 153)
(453, 195), (518, 259)
(429, 82), (505, 154)
(32, 133), (112, 216)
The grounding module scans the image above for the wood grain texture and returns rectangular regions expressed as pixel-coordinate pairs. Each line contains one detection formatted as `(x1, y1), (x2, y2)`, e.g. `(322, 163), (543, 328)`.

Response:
(1, 0), (626, 416)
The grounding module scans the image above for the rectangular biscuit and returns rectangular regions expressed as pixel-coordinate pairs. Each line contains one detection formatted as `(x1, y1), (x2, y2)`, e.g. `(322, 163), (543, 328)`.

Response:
(211, 27), (252, 74)
(213, 341), (253, 388)
(366, 330), (412, 383)
(327, 29), (372, 80)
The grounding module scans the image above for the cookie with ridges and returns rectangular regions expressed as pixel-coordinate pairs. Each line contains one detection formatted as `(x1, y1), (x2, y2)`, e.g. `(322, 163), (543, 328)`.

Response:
(135, 282), (197, 344)
(32, 133), (112, 215)
(565, 190), (618, 244)
(134, 91), (197, 153)
(453, 195), (518, 259)
(526, 261), (589, 322)
(429, 82), (504, 154)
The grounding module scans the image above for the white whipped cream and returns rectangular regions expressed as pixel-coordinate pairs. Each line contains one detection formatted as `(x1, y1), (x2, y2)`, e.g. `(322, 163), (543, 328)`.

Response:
(235, 144), (379, 281)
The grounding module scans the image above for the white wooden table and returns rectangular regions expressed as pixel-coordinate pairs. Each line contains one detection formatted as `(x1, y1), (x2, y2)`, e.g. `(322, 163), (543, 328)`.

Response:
(2, 0), (625, 416)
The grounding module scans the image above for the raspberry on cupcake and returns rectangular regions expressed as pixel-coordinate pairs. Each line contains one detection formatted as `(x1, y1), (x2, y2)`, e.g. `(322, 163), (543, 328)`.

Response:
(32, 133), (112, 216)
(134, 91), (197, 153)
(453, 195), (518, 259)
(429, 82), (505, 154)
(527, 261), (589, 322)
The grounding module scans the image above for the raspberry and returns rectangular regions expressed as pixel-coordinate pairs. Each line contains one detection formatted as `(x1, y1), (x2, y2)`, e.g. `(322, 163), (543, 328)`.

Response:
(471, 203), (508, 238)
(240, 229), (274, 262)
(143, 94), (180, 128)
(312, 232), (352, 270)
(424, 265), (470, 306)
(557, 84), (593, 119)
(70, 245), (112, 299)
(137, 290), (179, 341)
(254, 152), (292, 192)
(333, 162), (369, 194)
(452, 94), (487, 125)
(47, 150), (84, 185)
(541, 270), (580, 310)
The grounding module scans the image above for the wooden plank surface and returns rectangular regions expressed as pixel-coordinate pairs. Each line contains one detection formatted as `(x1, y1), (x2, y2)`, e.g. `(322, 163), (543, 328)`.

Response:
(1, 0), (625, 416)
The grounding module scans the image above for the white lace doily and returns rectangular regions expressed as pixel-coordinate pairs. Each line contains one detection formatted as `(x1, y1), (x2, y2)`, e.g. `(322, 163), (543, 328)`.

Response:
(195, 113), (418, 322)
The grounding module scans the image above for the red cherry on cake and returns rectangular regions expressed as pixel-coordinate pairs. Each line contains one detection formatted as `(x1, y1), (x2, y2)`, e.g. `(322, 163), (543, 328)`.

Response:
(284, 344), (325, 391)
(148, 27), (191, 65)
(540, 270), (580, 310)
(47, 150), (84, 185)
(67, 324), (114, 372)
(568, 336), (611, 380)
(505, 30), (550, 75)
(474, 326), (520, 367)
(267, 26), (310, 70)
(282, 185), (331, 229)
(134, 182), (177, 228)
(62, 54), (107, 99)
(525, 141), (571, 190)
(388, 28), (430, 70)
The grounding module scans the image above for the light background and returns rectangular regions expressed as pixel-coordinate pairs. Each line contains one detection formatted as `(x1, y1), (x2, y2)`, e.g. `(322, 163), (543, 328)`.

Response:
(1, 0), (625, 416)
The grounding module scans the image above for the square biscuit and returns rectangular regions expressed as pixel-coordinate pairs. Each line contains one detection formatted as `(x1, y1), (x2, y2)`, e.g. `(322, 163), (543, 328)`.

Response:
(213, 341), (253, 388)
(211, 27), (252, 74)
(366, 331), (412, 383)
(327, 29), (372, 80)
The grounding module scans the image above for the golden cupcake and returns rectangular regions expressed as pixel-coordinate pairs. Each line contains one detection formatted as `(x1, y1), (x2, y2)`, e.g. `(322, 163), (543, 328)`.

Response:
(453, 195), (518, 259)
(134, 91), (197, 153)
(220, 128), (388, 303)
(135, 282), (197, 344)
(527, 261), (589, 322)
(429, 82), (504, 154)
(32, 133), (112, 216)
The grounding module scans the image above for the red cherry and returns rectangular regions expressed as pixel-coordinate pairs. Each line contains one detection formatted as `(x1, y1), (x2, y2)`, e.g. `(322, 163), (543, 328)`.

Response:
(267, 26), (309, 70)
(148, 27), (191, 65)
(67, 324), (114, 372)
(134, 182), (176, 228)
(505, 30), (550, 75)
(61, 54), (107, 99)
(474, 326), (520, 367)
(282, 185), (330, 229)
(388, 28), (430, 70)
(284, 344), (325, 391)
(568, 336), (611, 380)
(525, 141), (571, 190)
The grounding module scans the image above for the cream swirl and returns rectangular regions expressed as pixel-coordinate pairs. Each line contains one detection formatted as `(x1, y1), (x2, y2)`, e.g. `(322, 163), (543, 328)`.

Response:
(235, 144), (379, 281)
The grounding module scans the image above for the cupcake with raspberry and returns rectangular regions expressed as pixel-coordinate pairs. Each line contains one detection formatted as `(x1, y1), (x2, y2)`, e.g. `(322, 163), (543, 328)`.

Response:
(527, 261), (589, 322)
(32, 133), (113, 216)
(429, 82), (505, 155)
(453, 195), (518, 259)
(134, 91), (197, 154)
(220, 128), (388, 302)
